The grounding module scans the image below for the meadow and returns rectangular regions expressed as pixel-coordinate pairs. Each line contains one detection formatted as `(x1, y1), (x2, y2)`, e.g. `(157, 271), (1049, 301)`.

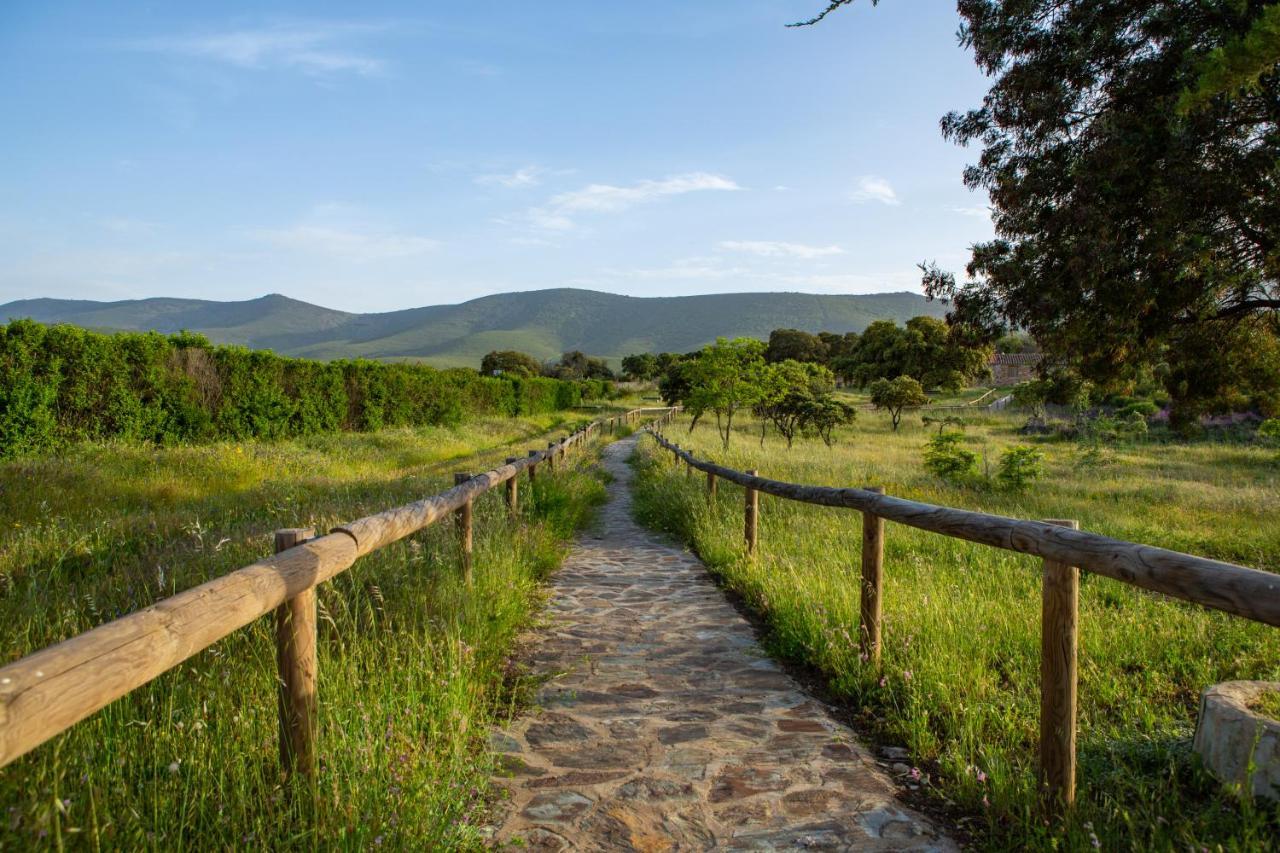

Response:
(630, 408), (1280, 850)
(0, 411), (615, 849)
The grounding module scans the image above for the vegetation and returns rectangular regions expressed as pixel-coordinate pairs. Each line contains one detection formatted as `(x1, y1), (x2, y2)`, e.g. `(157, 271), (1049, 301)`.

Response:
(480, 349), (542, 378)
(0, 412), (609, 848)
(542, 350), (614, 380)
(869, 375), (930, 431)
(631, 409), (1280, 849)
(893, 0), (1280, 423)
(620, 352), (660, 381)
(0, 320), (595, 460)
(5, 289), (945, 367)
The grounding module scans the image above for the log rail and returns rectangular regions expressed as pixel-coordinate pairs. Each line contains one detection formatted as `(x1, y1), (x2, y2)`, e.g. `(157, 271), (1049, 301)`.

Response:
(0, 407), (678, 771)
(647, 427), (1280, 810)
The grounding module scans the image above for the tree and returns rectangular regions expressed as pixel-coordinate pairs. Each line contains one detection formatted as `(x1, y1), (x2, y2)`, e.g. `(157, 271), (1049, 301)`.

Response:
(685, 337), (766, 449)
(545, 351), (614, 380)
(765, 329), (829, 365)
(752, 360), (833, 448)
(657, 356), (697, 408)
(480, 350), (542, 378)
(798, 395), (856, 447)
(620, 353), (659, 381)
(869, 376), (929, 431)
(900, 0), (1280, 416)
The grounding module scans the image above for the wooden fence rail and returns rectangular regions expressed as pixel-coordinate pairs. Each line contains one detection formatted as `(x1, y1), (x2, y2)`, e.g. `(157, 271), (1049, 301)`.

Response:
(646, 427), (1279, 810)
(0, 406), (678, 772)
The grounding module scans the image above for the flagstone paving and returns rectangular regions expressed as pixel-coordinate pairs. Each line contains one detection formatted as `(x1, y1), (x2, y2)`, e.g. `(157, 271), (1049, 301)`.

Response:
(488, 436), (955, 851)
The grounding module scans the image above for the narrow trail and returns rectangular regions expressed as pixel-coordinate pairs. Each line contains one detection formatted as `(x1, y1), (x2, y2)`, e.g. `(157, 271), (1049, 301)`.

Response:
(487, 436), (955, 852)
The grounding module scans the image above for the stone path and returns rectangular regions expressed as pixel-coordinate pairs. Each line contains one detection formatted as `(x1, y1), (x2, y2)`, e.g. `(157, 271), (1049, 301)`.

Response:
(487, 436), (955, 851)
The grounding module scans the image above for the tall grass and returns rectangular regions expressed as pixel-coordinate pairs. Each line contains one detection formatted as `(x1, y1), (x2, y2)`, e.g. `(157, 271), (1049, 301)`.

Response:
(630, 411), (1280, 850)
(0, 413), (607, 849)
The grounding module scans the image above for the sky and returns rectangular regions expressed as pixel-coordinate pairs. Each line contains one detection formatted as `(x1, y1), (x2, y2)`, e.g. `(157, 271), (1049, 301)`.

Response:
(0, 1), (995, 313)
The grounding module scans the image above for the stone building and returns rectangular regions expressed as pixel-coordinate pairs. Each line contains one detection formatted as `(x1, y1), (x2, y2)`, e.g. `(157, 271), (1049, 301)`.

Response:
(989, 352), (1041, 384)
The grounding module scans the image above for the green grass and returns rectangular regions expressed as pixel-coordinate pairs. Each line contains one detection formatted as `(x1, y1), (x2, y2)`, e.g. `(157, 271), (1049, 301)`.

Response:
(1253, 690), (1280, 721)
(630, 410), (1280, 850)
(0, 413), (609, 849)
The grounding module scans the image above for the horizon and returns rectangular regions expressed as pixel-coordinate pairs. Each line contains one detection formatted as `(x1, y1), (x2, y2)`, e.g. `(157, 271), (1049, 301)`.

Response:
(1, 2), (993, 313)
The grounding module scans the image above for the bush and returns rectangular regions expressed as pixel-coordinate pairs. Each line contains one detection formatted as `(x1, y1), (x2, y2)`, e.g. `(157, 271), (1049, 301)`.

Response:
(996, 445), (1045, 491)
(0, 320), (587, 459)
(1115, 400), (1159, 419)
(1258, 418), (1280, 446)
(923, 432), (979, 485)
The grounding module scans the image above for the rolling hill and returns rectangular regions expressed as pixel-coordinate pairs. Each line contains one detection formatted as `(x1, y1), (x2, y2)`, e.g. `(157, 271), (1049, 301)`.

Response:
(2, 289), (948, 368)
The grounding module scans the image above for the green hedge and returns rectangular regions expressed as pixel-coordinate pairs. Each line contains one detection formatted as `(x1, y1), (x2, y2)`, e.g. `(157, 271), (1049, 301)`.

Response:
(0, 320), (594, 459)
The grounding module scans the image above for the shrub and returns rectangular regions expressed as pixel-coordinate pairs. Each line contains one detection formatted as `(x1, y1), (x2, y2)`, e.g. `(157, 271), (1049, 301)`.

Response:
(1258, 418), (1280, 446)
(923, 432), (979, 485)
(0, 320), (586, 460)
(996, 445), (1045, 491)
(1115, 400), (1159, 419)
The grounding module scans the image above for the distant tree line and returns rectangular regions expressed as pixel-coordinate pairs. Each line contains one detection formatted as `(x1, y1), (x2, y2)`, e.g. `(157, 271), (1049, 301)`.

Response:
(0, 320), (602, 460)
(620, 316), (993, 392)
(482, 349), (615, 381)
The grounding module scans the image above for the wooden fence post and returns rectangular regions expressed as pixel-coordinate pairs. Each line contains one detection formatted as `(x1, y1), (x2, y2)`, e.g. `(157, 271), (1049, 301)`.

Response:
(454, 473), (474, 585)
(527, 449), (539, 482)
(505, 458), (519, 514)
(1040, 519), (1080, 813)
(859, 487), (886, 668)
(547, 442), (557, 471)
(706, 469), (717, 501)
(744, 470), (759, 556)
(273, 528), (318, 779)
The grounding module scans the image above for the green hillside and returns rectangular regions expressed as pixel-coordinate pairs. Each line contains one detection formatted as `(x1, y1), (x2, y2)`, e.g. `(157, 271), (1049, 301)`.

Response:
(2, 288), (948, 367)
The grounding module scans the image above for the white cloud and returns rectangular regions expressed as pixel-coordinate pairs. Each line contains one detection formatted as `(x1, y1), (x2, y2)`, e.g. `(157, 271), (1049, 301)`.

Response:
(718, 240), (844, 259)
(130, 23), (387, 76)
(952, 205), (991, 219)
(851, 175), (900, 206)
(525, 172), (740, 231)
(255, 225), (438, 261)
(476, 166), (545, 188)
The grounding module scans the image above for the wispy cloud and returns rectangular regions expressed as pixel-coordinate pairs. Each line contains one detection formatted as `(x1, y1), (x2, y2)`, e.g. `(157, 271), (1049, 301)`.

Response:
(952, 205), (991, 219)
(476, 166), (545, 189)
(525, 172), (741, 231)
(129, 23), (389, 76)
(851, 175), (900, 206)
(255, 225), (438, 261)
(718, 240), (844, 259)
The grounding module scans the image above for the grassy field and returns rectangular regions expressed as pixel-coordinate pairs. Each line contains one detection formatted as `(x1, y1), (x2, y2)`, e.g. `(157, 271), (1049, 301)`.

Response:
(0, 412), (612, 849)
(630, 409), (1280, 850)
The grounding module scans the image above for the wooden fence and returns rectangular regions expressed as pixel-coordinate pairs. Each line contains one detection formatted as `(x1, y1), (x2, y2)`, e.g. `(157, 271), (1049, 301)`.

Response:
(0, 406), (678, 773)
(647, 427), (1279, 811)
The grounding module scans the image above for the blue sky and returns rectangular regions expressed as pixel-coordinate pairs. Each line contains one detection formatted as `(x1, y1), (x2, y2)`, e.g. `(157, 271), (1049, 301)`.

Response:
(0, 1), (994, 313)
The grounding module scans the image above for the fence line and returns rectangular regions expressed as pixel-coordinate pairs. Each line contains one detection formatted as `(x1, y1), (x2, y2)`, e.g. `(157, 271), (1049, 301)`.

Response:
(0, 406), (678, 772)
(646, 427), (1279, 810)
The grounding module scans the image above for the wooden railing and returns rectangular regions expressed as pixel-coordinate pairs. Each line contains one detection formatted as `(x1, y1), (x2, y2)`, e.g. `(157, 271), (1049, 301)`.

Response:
(0, 407), (678, 773)
(647, 427), (1279, 811)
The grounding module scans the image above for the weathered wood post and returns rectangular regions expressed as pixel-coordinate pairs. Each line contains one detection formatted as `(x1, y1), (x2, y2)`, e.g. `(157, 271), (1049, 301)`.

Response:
(744, 469), (759, 556)
(706, 469), (717, 502)
(1040, 519), (1080, 812)
(685, 458), (693, 479)
(527, 449), (539, 483)
(454, 473), (474, 585)
(273, 527), (318, 779)
(547, 442), (557, 472)
(859, 486), (886, 668)
(505, 458), (519, 514)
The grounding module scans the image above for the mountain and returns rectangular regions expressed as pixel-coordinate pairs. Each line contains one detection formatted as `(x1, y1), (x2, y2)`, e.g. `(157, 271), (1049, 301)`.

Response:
(2, 289), (948, 368)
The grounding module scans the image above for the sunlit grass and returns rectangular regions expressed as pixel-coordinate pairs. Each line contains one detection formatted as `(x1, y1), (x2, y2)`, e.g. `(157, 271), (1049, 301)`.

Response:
(0, 413), (608, 849)
(631, 410), (1280, 850)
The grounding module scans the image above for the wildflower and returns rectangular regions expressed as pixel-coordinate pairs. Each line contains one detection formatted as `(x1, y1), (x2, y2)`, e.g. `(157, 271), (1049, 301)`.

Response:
(908, 767), (921, 782)
(903, 670), (912, 682)
(168, 761), (180, 774)
(879, 676), (887, 688)
(982, 794), (989, 808)
(976, 769), (987, 783)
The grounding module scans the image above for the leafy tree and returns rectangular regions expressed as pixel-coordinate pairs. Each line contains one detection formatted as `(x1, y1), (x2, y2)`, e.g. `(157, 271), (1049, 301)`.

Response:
(480, 350), (542, 378)
(620, 353), (660, 381)
(798, 394), (857, 447)
(685, 337), (766, 449)
(545, 350), (614, 380)
(833, 317), (990, 390)
(891, 0), (1280, 417)
(869, 375), (929, 431)
(923, 431), (979, 485)
(752, 360), (834, 447)
(657, 357), (697, 408)
(765, 329), (829, 365)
